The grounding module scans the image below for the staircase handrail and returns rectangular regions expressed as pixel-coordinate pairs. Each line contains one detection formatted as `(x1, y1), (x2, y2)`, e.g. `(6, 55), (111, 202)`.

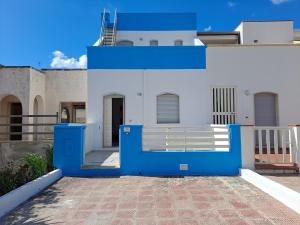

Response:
(112, 9), (118, 46)
(99, 8), (106, 46)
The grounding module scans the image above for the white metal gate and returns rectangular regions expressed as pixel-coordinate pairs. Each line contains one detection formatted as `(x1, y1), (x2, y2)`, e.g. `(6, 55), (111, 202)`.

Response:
(212, 87), (236, 124)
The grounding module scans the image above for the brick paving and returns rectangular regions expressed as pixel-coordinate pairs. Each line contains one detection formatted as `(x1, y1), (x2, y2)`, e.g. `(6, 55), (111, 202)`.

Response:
(265, 174), (300, 193)
(1, 176), (300, 225)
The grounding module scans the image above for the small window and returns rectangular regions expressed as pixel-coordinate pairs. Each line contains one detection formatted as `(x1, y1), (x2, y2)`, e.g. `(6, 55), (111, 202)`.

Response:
(116, 40), (134, 46)
(174, 40), (183, 46)
(150, 40), (159, 46)
(60, 102), (86, 123)
(157, 94), (179, 124)
(74, 105), (86, 123)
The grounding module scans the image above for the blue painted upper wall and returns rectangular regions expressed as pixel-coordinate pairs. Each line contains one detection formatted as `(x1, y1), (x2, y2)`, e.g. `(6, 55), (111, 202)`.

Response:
(114, 13), (197, 31)
(87, 46), (206, 69)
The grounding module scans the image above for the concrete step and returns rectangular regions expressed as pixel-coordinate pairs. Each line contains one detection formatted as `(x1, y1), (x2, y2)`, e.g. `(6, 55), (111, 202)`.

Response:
(255, 163), (299, 174)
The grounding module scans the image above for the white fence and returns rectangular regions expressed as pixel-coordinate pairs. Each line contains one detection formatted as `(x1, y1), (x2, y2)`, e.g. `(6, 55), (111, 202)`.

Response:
(255, 127), (296, 164)
(142, 125), (230, 151)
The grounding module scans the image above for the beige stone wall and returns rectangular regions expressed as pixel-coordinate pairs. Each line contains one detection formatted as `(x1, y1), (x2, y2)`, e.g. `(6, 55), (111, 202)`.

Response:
(0, 141), (53, 168)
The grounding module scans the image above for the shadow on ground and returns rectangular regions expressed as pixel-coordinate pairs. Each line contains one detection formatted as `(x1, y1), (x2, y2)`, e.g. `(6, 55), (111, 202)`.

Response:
(0, 179), (65, 225)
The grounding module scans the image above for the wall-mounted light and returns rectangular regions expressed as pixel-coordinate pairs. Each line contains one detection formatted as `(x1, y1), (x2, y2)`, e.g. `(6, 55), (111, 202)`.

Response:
(244, 90), (250, 96)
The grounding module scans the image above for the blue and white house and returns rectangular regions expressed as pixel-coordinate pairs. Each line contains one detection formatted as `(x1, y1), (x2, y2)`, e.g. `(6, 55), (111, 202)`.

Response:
(2, 11), (300, 176)
(87, 12), (206, 150)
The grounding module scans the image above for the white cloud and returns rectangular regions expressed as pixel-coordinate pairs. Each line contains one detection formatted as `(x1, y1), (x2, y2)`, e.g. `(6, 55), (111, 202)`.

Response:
(228, 1), (236, 7)
(204, 25), (212, 32)
(270, 0), (291, 5)
(50, 50), (87, 69)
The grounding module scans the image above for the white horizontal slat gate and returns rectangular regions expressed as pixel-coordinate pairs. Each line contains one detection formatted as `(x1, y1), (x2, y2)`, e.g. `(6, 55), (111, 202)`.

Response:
(143, 125), (230, 151)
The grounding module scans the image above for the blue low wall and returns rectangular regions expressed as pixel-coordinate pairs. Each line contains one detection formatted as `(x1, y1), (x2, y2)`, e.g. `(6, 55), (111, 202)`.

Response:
(54, 124), (241, 176)
(120, 125), (242, 176)
(53, 124), (120, 176)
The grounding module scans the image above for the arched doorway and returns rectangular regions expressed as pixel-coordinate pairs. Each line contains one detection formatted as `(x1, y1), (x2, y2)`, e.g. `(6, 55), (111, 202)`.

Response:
(0, 95), (23, 140)
(103, 94), (125, 147)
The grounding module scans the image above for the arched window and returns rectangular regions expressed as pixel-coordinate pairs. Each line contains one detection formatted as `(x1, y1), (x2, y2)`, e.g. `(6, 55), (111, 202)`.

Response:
(174, 40), (183, 46)
(61, 108), (70, 123)
(116, 40), (134, 46)
(150, 40), (159, 46)
(157, 94), (179, 124)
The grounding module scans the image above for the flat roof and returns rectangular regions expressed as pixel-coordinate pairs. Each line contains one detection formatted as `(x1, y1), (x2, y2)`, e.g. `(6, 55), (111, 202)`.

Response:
(197, 32), (239, 35)
(241, 20), (293, 23)
(0, 66), (43, 73)
(41, 68), (86, 71)
(0, 66), (87, 72)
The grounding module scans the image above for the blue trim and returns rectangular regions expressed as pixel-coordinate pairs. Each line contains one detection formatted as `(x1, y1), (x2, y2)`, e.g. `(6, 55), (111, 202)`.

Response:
(116, 13), (197, 31)
(87, 46), (206, 69)
(120, 124), (242, 176)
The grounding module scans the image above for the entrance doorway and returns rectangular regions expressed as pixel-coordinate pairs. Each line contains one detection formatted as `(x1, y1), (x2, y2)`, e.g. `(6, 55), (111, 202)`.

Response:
(103, 95), (124, 147)
(112, 98), (124, 146)
(10, 103), (22, 140)
(254, 93), (278, 127)
(254, 93), (278, 147)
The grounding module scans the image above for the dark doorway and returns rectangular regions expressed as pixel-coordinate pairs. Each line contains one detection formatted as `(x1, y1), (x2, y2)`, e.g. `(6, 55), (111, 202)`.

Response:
(112, 98), (124, 146)
(10, 103), (22, 140)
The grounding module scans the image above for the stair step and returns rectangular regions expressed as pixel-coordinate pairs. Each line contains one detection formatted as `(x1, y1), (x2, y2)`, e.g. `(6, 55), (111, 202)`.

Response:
(255, 163), (299, 171)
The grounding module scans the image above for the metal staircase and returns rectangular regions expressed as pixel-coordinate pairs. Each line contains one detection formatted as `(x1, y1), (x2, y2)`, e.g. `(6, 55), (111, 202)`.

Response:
(99, 9), (117, 46)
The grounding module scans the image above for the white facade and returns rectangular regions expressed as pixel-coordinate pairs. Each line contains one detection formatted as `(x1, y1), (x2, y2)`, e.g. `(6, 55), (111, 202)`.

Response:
(87, 45), (300, 150)
(116, 31), (197, 46)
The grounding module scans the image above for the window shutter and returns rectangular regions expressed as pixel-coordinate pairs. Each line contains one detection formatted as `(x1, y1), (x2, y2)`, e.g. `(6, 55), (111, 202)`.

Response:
(157, 94), (179, 124)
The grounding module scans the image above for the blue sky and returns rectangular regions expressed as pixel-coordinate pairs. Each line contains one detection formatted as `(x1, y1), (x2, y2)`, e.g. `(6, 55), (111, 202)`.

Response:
(0, 0), (299, 68)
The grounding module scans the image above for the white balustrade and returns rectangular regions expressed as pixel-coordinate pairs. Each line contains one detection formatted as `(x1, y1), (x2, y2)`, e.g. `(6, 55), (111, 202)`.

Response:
(255, 127), (296, 164)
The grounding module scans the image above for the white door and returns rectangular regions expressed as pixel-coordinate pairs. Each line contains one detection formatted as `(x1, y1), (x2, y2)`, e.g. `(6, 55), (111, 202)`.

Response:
(103, 96), (112, 147)
(103, 95), (124, 147)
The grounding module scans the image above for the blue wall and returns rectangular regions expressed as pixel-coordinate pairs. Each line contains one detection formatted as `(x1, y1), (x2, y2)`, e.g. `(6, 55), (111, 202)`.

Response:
(53, 124), (85, 175)
(120, 125), (242, 176)
(87, 46), (206, 69)
(53, 124), (120, 176)
(116, 13), (197, 31)
(54, 124), (241, 177)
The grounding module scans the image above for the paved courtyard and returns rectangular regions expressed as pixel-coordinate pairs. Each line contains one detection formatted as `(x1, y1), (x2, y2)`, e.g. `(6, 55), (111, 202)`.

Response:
(265, 174), (300, 193)
(1, 176), (300, 225)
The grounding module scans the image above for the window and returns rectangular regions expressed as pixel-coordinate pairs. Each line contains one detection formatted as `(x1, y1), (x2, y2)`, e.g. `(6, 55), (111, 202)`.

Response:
(60, 102), (86, 123)
(174, 40), (183, 46)
(61, 108), (70, 123)
(116, 40), (134, 46)
(157, 94), (179, 124)
(74, 105), (86, 123)
(150, 40), (159, 46)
